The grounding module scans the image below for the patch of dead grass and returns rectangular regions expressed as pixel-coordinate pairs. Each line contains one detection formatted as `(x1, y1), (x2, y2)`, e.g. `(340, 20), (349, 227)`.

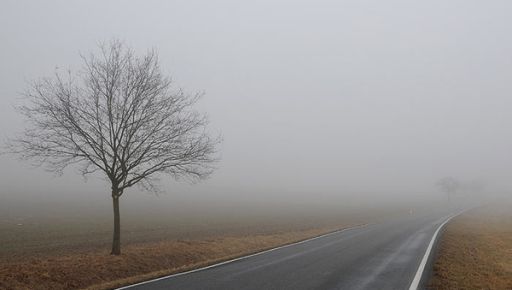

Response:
(429, 204), (512, 290)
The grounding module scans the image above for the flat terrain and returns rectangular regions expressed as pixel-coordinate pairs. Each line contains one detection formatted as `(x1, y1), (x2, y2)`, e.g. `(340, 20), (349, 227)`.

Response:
(0, 201), (377, 290)
(0, 225), (349, 290)
(120, 209), (454, 290)
(0, 197), (428, 290)
(429, 204), (512, 290)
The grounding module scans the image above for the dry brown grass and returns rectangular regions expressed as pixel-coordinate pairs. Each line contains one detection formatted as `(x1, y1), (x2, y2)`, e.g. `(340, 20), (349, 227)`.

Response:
(0, 225), (353, 290)
(429, 204), (512, 290)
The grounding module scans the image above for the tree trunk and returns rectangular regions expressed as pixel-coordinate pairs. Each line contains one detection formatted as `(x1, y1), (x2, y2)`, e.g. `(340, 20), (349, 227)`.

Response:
(111, 194), (121, 255)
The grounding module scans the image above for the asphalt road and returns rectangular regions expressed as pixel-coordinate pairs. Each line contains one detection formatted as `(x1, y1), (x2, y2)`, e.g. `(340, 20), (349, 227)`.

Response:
(121, 210), (453, 290)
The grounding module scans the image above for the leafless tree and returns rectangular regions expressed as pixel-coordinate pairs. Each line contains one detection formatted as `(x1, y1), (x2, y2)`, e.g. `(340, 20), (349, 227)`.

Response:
(436, 177), (460, 203)
(6, 40), (219, 255)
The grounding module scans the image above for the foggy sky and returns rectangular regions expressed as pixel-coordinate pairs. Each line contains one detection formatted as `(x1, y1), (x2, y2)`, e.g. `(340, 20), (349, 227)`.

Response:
(1, 0), (512, 208)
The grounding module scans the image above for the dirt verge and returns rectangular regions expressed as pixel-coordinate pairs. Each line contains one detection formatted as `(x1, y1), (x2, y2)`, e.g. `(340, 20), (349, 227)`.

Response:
(429, 204), (512, 290)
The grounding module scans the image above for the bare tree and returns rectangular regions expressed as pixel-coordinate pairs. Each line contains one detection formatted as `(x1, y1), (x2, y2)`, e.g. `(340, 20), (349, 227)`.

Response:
(6, 40), (219, 255)
(436, 177), (460, 203)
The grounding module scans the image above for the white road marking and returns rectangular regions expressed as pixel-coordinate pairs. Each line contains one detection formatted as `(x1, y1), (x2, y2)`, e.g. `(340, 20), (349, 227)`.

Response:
(116, 224), (367, 290)
(408, 210), (467, 290)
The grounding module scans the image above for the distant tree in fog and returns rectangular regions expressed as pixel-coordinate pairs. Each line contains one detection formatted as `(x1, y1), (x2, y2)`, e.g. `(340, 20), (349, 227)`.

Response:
(6, 40), (220, 255)
(436, 177), (460, 203)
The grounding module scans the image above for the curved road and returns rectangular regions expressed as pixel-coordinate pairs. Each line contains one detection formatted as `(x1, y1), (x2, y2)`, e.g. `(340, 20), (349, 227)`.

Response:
(120, 210), (454, 290)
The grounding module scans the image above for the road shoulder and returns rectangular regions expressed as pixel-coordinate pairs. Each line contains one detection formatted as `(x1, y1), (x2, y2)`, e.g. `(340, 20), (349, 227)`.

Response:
(428, 204), (512, 290)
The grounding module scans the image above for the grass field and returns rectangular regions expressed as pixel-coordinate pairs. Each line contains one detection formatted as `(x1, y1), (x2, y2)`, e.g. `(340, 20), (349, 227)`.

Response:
(0, 199), (384, 290)
(0, 225), (354, 290)
(429, 204), (512, 290)
(0, 192), (427, 290)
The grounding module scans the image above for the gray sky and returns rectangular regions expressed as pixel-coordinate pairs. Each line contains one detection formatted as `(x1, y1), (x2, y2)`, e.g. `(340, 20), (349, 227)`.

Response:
(1, 0), (512, 208)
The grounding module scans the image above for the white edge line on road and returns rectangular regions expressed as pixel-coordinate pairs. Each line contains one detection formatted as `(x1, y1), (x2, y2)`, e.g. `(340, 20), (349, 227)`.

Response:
(408, 209), (468, 290)
(116, 223), (368, 290)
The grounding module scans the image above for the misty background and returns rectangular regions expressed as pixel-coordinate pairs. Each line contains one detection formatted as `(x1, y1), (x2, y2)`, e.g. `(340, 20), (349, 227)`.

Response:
(1, 0), (512, 222)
